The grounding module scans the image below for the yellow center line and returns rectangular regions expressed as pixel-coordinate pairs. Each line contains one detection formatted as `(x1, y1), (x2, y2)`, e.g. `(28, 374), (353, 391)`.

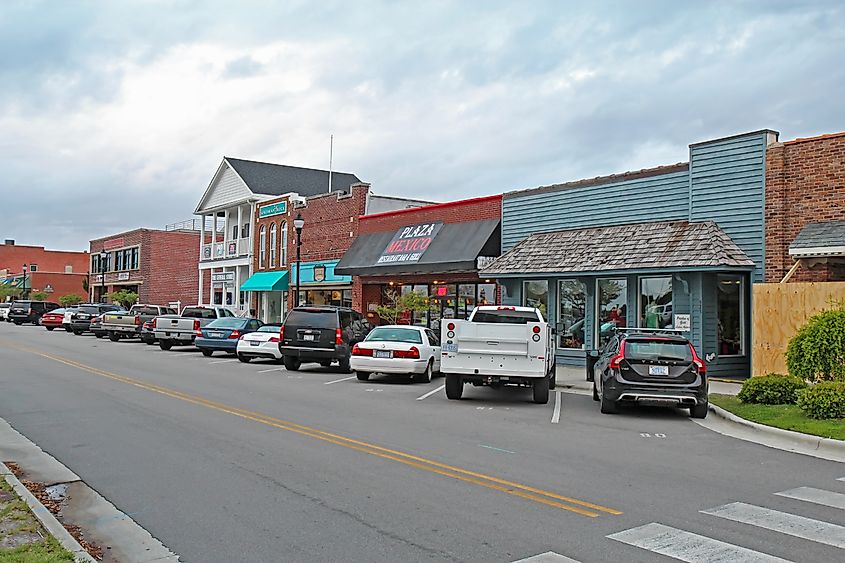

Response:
(4, 343), (623, 518)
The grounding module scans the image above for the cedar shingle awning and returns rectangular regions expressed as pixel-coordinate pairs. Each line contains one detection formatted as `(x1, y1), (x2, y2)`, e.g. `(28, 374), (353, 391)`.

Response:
(789, 221), (845, 258)
(481, 220), (754, 276)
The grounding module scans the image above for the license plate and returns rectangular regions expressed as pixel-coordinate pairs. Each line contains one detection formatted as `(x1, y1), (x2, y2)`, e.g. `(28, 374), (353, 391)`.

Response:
(649, 365), (669, 376)
(303, 334), (316, 341)
(443, 343), (458, 353)
(374, 350), (392, 359)
(249, 341), (259, 346)
(209, 332), (223, 338)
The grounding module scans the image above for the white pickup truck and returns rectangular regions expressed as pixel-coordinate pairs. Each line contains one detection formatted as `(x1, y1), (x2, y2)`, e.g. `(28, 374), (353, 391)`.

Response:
(440, 305), (556, 404)
(153, 305), (237, 350)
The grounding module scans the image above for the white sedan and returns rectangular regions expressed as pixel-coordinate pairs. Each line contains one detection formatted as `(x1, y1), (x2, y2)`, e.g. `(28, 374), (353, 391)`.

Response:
(351, 325), (441, 383)
(236, 324), (282, 363)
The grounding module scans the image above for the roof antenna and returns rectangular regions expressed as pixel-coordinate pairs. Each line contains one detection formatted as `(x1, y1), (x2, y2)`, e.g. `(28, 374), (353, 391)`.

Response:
(328, 134), (333, 193)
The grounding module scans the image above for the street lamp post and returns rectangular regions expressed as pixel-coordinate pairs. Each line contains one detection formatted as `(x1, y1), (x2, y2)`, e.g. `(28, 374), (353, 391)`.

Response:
(21, 264), (27, 300)
(99, 251), (108, 303)
(293, 213), (305, 307)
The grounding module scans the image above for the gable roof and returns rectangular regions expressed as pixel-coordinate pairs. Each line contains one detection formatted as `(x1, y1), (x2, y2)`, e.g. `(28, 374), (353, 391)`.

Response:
(225, 157), (361, 197)
(481, 220), (754, 276)
(790, 221), (845, 257)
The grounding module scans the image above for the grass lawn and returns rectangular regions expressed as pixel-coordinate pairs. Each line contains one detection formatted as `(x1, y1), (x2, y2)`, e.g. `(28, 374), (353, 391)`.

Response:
(0, 478), (74, 562)
(710, 394), (845, 441)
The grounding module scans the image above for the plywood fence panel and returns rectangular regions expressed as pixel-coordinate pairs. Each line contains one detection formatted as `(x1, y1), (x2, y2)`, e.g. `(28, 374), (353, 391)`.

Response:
(752, 282), (845, 376)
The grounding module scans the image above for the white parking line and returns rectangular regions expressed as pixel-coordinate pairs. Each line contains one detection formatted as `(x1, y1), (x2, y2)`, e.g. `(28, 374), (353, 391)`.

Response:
(257, 367), (283, 373)
(209, 359), (238, 365)
(774, 487), (845, 510)
(511, 551), (581, 562)
(324, 375), (357, 385)
(416, 384), (445, 401)
(702, 502), (845, 549)
(608, 522), (790, 562)
(551, 390), (561, 424)
(838, 477), (845, 482)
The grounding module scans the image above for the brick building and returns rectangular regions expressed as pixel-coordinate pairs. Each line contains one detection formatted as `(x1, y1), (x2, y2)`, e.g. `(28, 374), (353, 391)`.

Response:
(242, 184), (432, 322)
(336, 195), (502, 327)
(89, 228), (203, 309)
(765, 132), (845, 283)
(0, 241), (89, 302)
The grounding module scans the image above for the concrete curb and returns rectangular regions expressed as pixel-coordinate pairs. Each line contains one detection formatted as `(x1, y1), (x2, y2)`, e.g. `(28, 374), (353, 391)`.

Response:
(708, 403), (845, 456)
(1, 462), (95, 563)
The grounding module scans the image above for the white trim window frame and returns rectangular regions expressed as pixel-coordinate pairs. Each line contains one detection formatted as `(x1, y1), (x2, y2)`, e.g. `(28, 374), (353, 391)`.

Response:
(637, 275), (673, 329)
(281, 223), (288, 266)
(269, 223), (277, 268)
(259, 225), (267, 269)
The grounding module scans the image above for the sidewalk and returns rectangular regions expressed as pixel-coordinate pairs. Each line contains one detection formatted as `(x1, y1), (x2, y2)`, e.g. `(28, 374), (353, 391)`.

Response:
(554, 365), (742, 396)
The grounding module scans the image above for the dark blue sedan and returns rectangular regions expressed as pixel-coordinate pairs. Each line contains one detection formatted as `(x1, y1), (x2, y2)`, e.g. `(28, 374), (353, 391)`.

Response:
(195, 318), (263, 357)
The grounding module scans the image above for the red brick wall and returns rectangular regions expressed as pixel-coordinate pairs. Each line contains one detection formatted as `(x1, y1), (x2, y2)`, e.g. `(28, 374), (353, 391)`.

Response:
(0, 244), (89, 275)
(28, 272), (88, 302)
(358, 194), (502, 235)
(765, 133), (845, 282)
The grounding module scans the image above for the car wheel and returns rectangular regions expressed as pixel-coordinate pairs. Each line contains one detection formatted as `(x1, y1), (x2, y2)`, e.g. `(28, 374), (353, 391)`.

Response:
(95, 333), (104, 339)
(356, 371), (370, 381)
(690, 401), (708, 419)
(109, 333), (120, 342)
(445, 374), (463, 400)
(416, 361), (433, 383)
(46, 327), (55, 331)
(72, 329), (82, 335)
(237, 354), (251, 363)
(159, 340), (172, 351)
(201, 349), (213, 357)
(592, 381), (599, 402)
(319, 360), (332, 367)
(533, 376), (550, 404)
(283, 356), (301, 371)
(14, 321), (22, 326)
(600, 390), (618, 414)
(35, 317), (43, 326)
(337, 357), (351, 373)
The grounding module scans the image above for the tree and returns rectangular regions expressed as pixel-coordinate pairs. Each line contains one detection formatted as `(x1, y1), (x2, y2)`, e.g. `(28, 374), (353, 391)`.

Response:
(108, 290), (139, 310)
(786, 307), (845, 382)
(0, 286), (22, 302)
(31, 291), (49, 301)
(377, 290), (431, 325)
(60, 293), (85, 307)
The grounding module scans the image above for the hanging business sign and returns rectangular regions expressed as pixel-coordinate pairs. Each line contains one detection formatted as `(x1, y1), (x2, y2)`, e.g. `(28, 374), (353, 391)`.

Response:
(313, 265), (326, 282)
(259, 202), (287, 218)
(376, 222), (443, 265)
(476, 256), (497, 270)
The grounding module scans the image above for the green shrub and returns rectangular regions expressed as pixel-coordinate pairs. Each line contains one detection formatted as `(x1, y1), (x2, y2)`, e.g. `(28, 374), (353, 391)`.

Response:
(738, 374), (808, 405)
(786, 308), (845, 382)
(797, 381), (845, 419)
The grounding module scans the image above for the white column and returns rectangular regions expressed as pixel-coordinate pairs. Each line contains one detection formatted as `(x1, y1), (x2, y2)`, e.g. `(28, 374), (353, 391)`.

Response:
(224, 209), (231, 243)
(235, 265), (241, 312)
(200, 214), (206, 258)
(198, 268), (204, 305)
(209, 267), (215, 305)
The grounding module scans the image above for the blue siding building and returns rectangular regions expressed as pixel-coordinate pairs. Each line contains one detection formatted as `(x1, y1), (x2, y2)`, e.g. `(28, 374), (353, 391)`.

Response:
(483, 130), (779, 379)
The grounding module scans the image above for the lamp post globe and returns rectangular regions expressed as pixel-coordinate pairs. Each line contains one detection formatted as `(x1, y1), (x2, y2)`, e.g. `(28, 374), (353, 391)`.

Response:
(293, 213), (304, 307)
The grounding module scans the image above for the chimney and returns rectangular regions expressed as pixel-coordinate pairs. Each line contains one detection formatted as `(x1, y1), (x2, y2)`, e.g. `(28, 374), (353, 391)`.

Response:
(3, 239), (13, 245)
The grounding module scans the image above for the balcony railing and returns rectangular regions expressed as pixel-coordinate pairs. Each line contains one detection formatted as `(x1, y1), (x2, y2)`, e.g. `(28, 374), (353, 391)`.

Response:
(201, 237), (251, 261)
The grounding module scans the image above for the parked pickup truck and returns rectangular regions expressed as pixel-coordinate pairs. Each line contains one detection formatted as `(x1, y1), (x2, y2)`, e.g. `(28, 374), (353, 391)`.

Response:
(440, 305), (556, 404)
(102, 304), (177, 342)
(153, 306), (237, 350)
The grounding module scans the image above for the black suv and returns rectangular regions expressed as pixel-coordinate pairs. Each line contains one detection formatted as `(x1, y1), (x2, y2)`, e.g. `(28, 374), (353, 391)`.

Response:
(8, 300), (60, 325)
(70, 303), (121, 335)
(279, 306), (372, 372)
(588, 330), (708, 418)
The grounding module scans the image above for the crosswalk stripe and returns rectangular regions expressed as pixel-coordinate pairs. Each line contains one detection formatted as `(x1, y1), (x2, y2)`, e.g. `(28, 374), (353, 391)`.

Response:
(511, 551), (581, 562)
(838, 477), (845, 482)
(702, 502), (845, 549)
(607, 522), (790, 562)
(775, 487), (845, 510)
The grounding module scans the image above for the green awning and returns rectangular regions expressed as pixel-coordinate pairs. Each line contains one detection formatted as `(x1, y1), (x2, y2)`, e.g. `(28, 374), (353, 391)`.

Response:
(239, 271), (289, 292)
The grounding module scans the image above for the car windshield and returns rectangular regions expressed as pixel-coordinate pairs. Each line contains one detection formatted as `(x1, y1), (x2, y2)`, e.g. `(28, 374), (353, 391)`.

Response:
(365, 327), (423, 344)
(257, 325), (281, 333)
(79, 306), (99, 314)
(133, 306), (160, 316)
(182, 307), (218, 319)
(11, 301), (31, 308)
(207, 318), (247, 329)
(49, 308), (66, 315)
(625, 340), (693, 362)
(472, 309), (541, 324)
(285, 309), (337, 329)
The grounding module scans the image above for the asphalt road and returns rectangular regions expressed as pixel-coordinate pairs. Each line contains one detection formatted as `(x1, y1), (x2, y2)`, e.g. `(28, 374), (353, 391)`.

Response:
(0, 322), (843, 562)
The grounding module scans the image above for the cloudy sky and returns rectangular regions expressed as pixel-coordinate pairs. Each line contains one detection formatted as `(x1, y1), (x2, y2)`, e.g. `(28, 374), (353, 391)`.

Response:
(2, 0), (843, 250)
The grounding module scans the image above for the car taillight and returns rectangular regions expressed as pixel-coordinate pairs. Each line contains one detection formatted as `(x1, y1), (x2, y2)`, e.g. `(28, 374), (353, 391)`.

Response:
(269, 336), (280, 343)
(690, 344), (707, 374)
(335, 328), (343, 345)
(143, 322), (151, 329)
(229, 330), (241, 340)
(279, 326), (285, 341)
(194, 319), (202, 336)
(394, 346), (421, 359)
(27, 308), (32, 315)
(532, 325), (541, 334)
(608, 340), (627, 370)
(352, 344), (373, 356)
(134, 315), (142, 326)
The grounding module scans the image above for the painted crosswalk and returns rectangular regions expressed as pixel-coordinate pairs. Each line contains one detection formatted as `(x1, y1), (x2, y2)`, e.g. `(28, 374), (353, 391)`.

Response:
(608, 522), (790, 562)
(774, 486), (845, 510)
(701, 502), (845, 549)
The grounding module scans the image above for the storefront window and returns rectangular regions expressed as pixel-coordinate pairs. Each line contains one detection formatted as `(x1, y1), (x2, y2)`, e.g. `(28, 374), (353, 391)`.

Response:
(597, 278), (627, 348)
(269, 223), (277, 268)
(558, 279), (586, 349)
(430, 284), (457, 330)
(301, 289), (352, 308)
(259, 225), (266, 268)
(457, 284), (476, 319)
(639, 276), (673, 329)
(477, 284), (495, 306)
(523, 280), (548, 317)
(718, 274), (744, 356)
(281, 223), (288, 266)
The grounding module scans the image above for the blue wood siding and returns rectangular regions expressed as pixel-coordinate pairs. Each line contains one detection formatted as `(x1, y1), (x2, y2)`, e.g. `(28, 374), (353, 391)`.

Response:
(502, 170), (690, 250)
(689, 133), (767, 281)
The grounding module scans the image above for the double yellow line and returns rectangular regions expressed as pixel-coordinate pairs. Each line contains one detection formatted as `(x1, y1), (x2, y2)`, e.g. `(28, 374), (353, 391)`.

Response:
(7, 344), (622, 518)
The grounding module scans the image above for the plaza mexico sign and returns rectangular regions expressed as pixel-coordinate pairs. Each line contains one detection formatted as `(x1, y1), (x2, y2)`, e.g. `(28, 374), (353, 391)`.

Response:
(376, 222), (443, 265)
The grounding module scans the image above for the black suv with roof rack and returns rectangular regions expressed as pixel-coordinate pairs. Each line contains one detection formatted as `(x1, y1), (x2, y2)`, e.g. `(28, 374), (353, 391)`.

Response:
(69, 303), (121, 335)
(8, 300), (60, 325)
(587, 329), (708, 418)
(279, 306), (372, 372)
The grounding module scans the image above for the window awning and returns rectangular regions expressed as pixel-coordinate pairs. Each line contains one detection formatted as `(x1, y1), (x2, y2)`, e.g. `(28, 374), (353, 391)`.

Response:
(481, 220), (754, 277)
(336, 220), (501, 276)
(239, 271), (289, 292)
(789, 221), (845, 258)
